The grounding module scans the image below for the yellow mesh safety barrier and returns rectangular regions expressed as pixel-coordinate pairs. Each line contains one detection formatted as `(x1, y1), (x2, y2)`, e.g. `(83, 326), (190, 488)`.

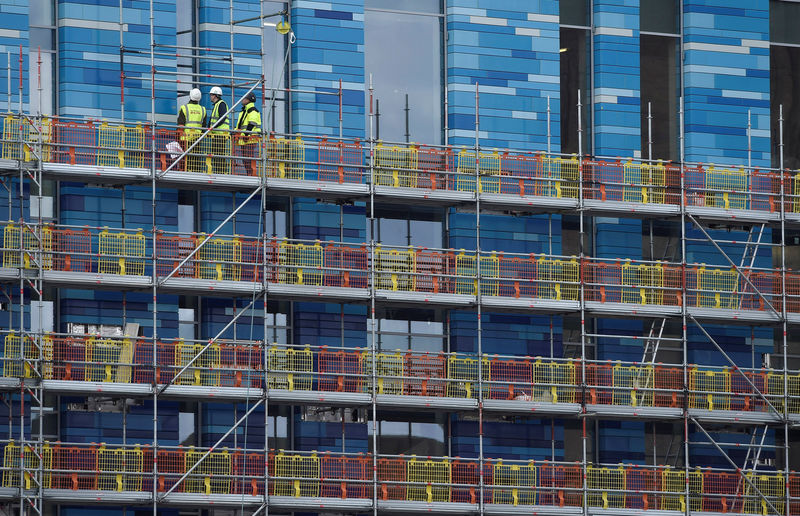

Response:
(274, 452), (320, 497)
(205, 133), (232, 174)
(689, 368), (731, 411)
(85, 337), (134, 383)
(185, 448), (231, 495)
(537, 256), (579, 301)
(623, 161), (666, 204)
(660, 468), (703, 512)
(1, 115), (24, 160)
(374, 143), (418, 188)
(492, 460), (536, 506)
(706, 166), (748, 210)
(455, 149), (502, 193)
(794, 173), (800, 214)
(446, 355), (489, 399)
(539, 156), (579, 198)
(767, 372), (800, 414)
(174, 341), (221, 386)
(3, 332), (37, 378)
(278, 241), (323, 286)
(696, 266), (739, 309)
(612, 363), (654, 407)
(454, 252), (499, 296)
(97, 445), (142, 491)
(743, 472), (785, 516)
(621, 261), (664, 305)
(374, 246), (415, 291)
(587, 465), (625, 509)
(267, 346), (313, 391)
(407, 457), (451, 503)
(361, 351), (404, 395)
(265, 136), (305, 179)
(532, 359), (576, 403)
(98, 229), (146, 276)
(97, 122), (146, 169)
(1, 116), (51, 162)
(41, 335), (53, 380)
(3, 223), (53, 270)
(196, 235), (242, 281)
(2, 441), (52, 489)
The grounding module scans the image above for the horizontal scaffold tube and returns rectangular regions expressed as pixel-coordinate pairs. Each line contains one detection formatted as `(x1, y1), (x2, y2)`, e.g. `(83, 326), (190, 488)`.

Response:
(2, 114), (800, 220)
(2, 332), (799, 419)
(0, 440), (795, 514)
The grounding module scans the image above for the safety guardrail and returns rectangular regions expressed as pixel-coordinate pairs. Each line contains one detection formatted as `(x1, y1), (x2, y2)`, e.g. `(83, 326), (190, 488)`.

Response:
(2, 224), (800, 317)
(2, 115), (799, 216)
(2, 334), (798, 416)
(0, 441), (794, 514)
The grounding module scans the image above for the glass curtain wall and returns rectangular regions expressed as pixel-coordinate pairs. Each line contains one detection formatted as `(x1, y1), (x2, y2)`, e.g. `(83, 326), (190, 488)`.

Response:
(364, 0), (443, 144)
(770, 0), (800, 169)
(560, 0), (590, 155)
(640, 0), (680, 161)
(29, 0), (56, 114)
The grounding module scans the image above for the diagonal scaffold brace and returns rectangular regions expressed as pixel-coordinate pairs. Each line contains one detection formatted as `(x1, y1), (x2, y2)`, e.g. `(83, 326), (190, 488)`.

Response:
(688, 314), (784, 420)
(687, 214), (781, 319)
(691, 416), (783, 516)
(157, 398), (264, 501)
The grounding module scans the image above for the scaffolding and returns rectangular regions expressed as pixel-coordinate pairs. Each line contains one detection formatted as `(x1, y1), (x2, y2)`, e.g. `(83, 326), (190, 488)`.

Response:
(0, 3), (797, 516)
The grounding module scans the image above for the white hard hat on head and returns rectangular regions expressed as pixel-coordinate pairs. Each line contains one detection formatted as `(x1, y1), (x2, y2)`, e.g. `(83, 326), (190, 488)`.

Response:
(210, 86), (222, 96)
(190, 88), (201, 101)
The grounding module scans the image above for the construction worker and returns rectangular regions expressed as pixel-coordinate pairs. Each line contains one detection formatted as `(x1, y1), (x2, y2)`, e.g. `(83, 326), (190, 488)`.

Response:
(177, 88), (207, 172)
(208, 86), (230, 174)
(236, 92), (262, 175)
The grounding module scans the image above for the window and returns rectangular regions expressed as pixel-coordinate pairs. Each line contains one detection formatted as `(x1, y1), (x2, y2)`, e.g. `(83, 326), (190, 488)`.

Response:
(771, 0), (800, 45)
(365, 2), (443, 143)
(640, 0), (680, 35)
(770, 1), (800, 169)
(560, 0), (589, 26)
(640, 1), (680, 161)
(28, 0), (56, 114)
(560, 27), (590, 155)
(639, 35), (679, 161)
(368, 207), (444, 248)
(262, 1), (289, 133)
(374, 419), (446, 456)
(369, 312), (444, 352)
(771, 45), (800, 169)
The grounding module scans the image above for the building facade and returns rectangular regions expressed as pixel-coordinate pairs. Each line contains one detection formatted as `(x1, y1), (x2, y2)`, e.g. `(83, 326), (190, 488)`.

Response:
(0, 0), (797, 514)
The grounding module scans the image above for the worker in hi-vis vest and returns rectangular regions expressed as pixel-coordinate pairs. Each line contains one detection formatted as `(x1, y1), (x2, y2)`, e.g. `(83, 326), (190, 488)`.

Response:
(177, 88), (207, 172)
(236, 92), (261, 175)
(208, 86), (230, 174)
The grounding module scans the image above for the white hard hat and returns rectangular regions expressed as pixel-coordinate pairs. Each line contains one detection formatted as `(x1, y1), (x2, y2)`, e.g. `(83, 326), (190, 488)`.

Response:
(190, 88), (201, 101)
(210, 86), (222, 96)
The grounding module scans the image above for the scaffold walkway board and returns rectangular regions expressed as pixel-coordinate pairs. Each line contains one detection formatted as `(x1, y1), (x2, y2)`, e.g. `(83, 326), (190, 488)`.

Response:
(0, 161), (795, 226)
(0, 266), (793, 325)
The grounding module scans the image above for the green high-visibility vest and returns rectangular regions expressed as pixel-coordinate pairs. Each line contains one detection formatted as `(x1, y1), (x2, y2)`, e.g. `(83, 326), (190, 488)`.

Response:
(180, 102), (206, 136)
(210, 99), (229, 133)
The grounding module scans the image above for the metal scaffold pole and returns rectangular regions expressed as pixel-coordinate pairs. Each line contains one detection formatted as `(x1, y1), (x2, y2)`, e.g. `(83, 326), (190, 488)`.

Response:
(577, 89), (588, 516)
(149, 1), (158, 513)
(679, 95), (691, 516)
(780, 104), (790, 516)
(474, 81), (485, 516)
(368, 73), (378, 516)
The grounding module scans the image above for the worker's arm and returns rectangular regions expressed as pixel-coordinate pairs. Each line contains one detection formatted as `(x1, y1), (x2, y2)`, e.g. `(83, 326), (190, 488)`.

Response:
(177, 106), (186, 126)
(246, 110), (261, 132)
